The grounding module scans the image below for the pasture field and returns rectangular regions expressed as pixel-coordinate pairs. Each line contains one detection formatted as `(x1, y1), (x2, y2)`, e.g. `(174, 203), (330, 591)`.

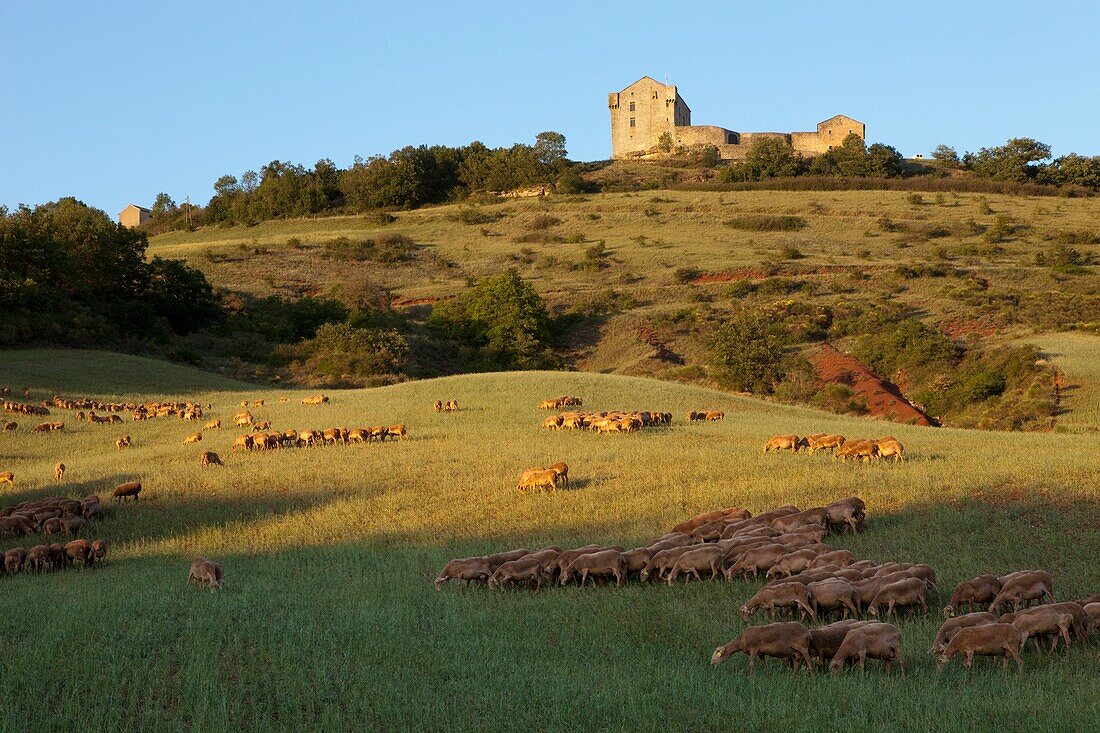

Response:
(1020, 332), (1100, 432)
(0, 350), (1098, 732)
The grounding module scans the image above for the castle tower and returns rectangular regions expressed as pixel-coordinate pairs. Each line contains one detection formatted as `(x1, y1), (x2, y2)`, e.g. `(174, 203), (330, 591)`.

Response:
(608, 76), (691, 159)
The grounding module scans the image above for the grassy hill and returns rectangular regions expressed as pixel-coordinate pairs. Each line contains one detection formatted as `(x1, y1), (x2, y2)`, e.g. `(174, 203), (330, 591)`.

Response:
(1019, 332), (1100, 432)
(147, 190), (1100, 416)
(0, 350), (1097, 731)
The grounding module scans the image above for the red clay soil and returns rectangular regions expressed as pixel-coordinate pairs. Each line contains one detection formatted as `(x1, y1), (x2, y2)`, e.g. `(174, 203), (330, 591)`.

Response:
(811, 343), (939, 427)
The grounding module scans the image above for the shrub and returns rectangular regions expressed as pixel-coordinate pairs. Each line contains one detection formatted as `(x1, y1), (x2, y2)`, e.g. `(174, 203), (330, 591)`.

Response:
(674, 267), (702, 284)
(283, 322), (409, 381)
(428, 271), (557, 369)
(709, 310), (788, 393)
(527, 214), (561, 230)
(725, 215), (807, 232)
(779, 245), (805, 260)
(906, 193), (925, 205)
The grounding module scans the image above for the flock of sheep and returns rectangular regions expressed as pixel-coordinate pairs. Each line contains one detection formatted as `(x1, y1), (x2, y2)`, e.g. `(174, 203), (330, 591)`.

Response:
(542, 410), (673, 433)
(763, 433), (905, 461)
(437, 493), (1099, 674)
(0, 492), (110, 577)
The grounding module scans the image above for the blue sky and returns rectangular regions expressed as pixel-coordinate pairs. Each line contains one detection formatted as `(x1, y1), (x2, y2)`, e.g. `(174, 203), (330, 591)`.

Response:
(2, 1), (1098, 217)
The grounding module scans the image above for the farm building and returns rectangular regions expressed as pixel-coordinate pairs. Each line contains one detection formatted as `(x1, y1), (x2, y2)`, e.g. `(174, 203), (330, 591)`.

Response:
(118, 204), (151, 228)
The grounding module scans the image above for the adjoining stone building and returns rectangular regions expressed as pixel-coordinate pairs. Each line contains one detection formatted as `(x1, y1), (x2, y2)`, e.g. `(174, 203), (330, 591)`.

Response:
(118, 204), (151, 228)
(608, 76), (864, 160)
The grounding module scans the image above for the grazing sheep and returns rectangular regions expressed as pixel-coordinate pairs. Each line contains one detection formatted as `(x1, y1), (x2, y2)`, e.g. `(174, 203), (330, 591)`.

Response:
(64, 539), (92, 565)
(187, 557), (225, 591)
(90, 539), (108, 564)
(559, 550), (626, 588)
(55, 462), (65, 481)
(116, 435), (132, 449)
(808, 620), (878, 665)
(930, 612), (998, 654)
(829, 622), (905, 675)
(113, 481), (142, 502)
(488, 557), (547, 589)
(1011, 606), (1076, 652)
(867, 577), (929, 618)
(874, 439), (905, 461)
(200, 451), (223, 467)
(944, 575), (1001, 617)
(0, 471), (13, 487)
(547, 461), (569, 488)
(182, 432), (203, 445)
(725, 543), (789, 579)
(808, 549), (858, 569)
(808, 578), (861, 620)
(232, 434), (254, 452)
(938, 623), (1027, 672)
(988, 571), (1055, 614)
(2, 421), (15, 431)
(543, 415), (563, 430)
(386, 424), (408, 440)
(434, 557), (492, 589)
(518, 469), (558, 493)
(26, 544), (51, 571)
(203, 419), (221, 430)
(765, 548), (824, 579)
(621, 547), (653, 578)
(61, 515), (88, 536)
(704, 410), (724, 421)
(432, 400), (443, 412)
(1083, 603), (1100, 636)
(771, 508), (829, 533)
(665, 545), (725, 585)
(4, 547), (26, 574)
(740, 583), (817, 622)
(763, 434), (799, 454)
(710, 622), (813, 673)
(483, 548), (531, 572)
(824, 496), (866, 533)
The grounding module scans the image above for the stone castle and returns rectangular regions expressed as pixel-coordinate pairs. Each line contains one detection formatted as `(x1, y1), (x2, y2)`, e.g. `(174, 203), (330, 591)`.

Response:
(608, 76), (864, 160)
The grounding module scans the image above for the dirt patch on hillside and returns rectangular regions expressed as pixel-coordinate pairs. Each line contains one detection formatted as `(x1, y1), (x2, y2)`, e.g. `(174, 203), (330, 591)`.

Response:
(391, 295), (449, 308)
(811, 343), (939, 427)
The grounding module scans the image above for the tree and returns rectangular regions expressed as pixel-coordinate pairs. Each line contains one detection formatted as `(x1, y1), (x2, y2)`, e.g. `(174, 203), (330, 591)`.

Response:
(931, 145), (959, 167)
(657, 132), (674, 153)
(740, 137), (803, 179)
(428, 270), (556, 369)
(962, 138), (1051, 182)
(151, 193), (177, 219)
(534, 131), (567, 169)
(866, 143), (904, 177)
(709, 310), (788, 393)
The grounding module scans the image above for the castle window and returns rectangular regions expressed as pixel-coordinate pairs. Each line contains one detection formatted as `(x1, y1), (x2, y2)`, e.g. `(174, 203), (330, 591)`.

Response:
(629, 102), (635, 112)
(653, 92), (658, 99)
(629, 118), (635, 128)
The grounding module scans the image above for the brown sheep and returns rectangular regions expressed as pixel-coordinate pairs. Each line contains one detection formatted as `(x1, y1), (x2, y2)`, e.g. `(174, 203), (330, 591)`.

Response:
(725, 543), (789, 579)
(90, 539), (109, 564)
(665, 545), (725, 585)
(710, 622), (813, 673)
(559, 550), (626, 587)
(251, 421), (271, 432)
(1011, 606), (1075, 652)
(42, 517), (64, 536)
(547, 461), (569, 487)
(203, 419), (221, 430)
(930, 612), (998, 654)
(116, 435), (132, 449)
(824, 496), (866, 533)
(771, 508), (829, 533)
(432, 400), (443, 412)
(232, 434), (254, 452)
(187, 557), (225, 591)
(113, 480), (142, 502)
(518, 469), (558, 493)
(944, 575), (1002, 617)
(829, 622), (905, 675)
(552, 545), (605, 578)
(740, 583), (817, 622)
(765, 548), (825, 579)
(988, 570), (1055, 614)
(347, 428), (369, 444)
(61, 515), (88, 536)
(64, 539), (93, 565)
(55, 462), (65, 481)
(808, 549), (857, 569)
(938, 623), (1027, 672)
(200, 451), (224, 467)
(4, 547), (26, 574)
(621, 547), (653, 578)
(807, 621), (880, 665)
(0, 471), (13, 486)
(867, 577), (928, 618)
(762, 434), (799, 454)
(434, 557), (492, 589)
(26, 544), (51, 572)
(808, 578), (861, 620)
(182, 432), (203, 445)
(704, 410), (724, 421)
(488, 557), (546, 589)
(543, 415), (564, 430)
(1083, 603), (1100, 636)
(2, 421), (15, 431)
(387, 424), (408, 440)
